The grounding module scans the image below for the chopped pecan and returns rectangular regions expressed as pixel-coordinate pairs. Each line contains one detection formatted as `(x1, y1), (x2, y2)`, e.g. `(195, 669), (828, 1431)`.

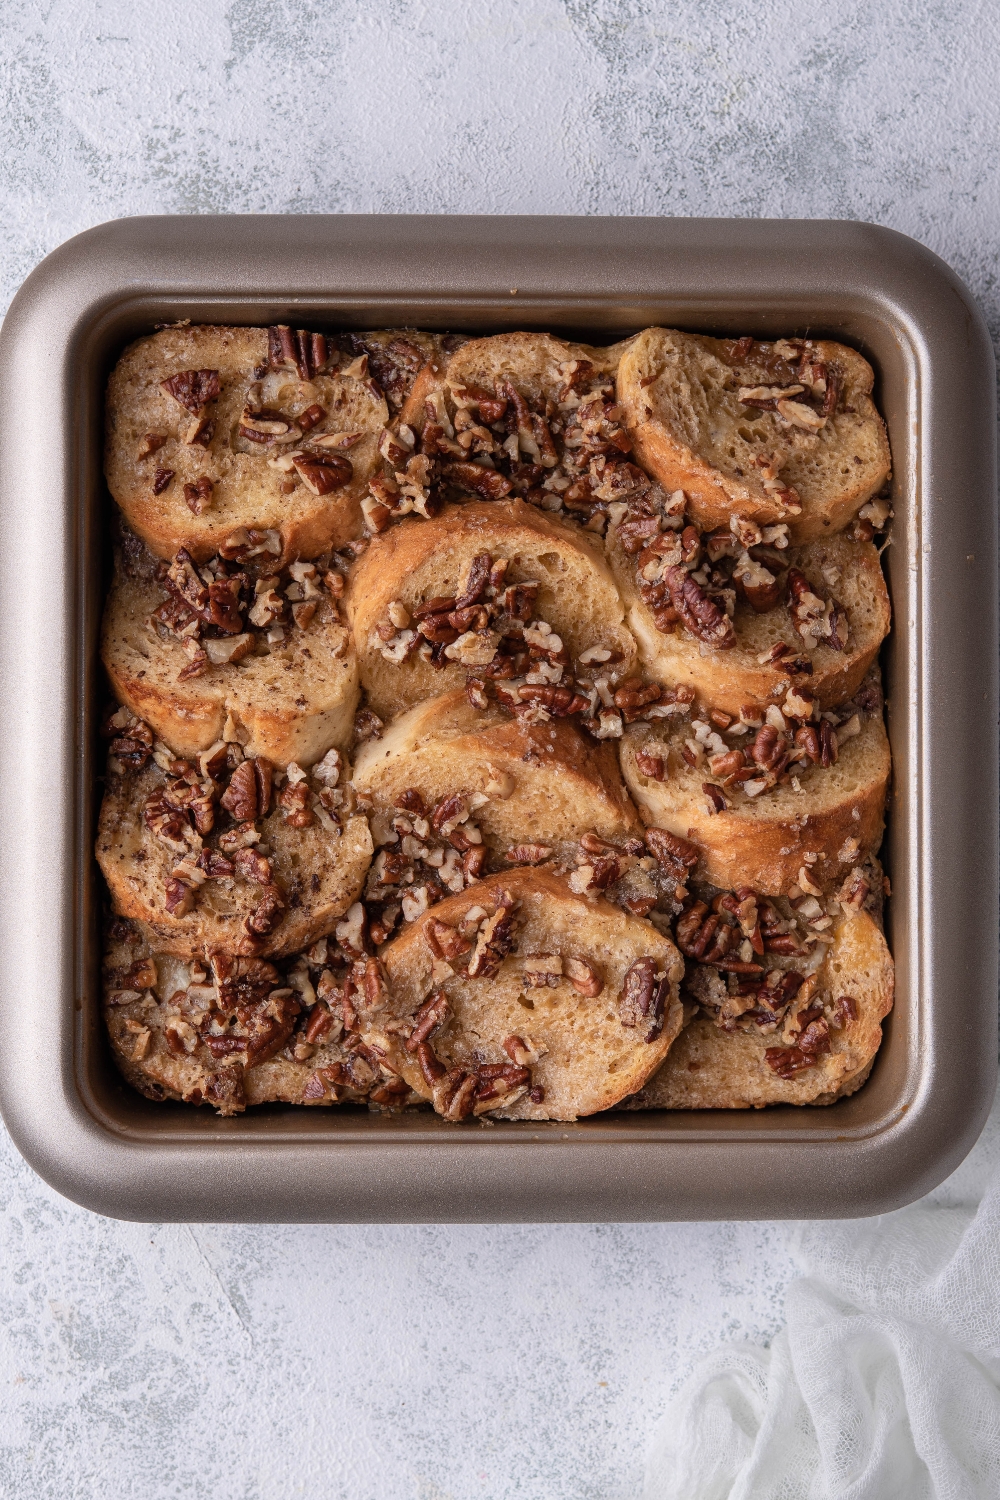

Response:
(506, 844), (552, 865)
(564, 956), (603, 997)
(347, 956), (390, 1018)
(268, 325), (328, 381)
(634, 750), (665, 780)
(160, 369), (220, 412)
(664, 566), (736, 649)
(644, 827), (699, 878)
(405, 990), (450, 1051)
(245, 888), (283, 938)
(211, 955), (281, 1012)
(454, 551), (492, 608)
(137, 432), (166, 461)
(441, 462), (513, 500)
(164, 878), (194, 916)
(220, 759), (259, 821)
(291, 452), (353, 495)
(152, 467), (174, 495)
(232, 847), (273, 885)
(466, 901), (516, 978)
(618, 957), (671, 1042)
(183, 476), (214, 515)
(424, 919), (473, 961)
(279, 780), (314, 828)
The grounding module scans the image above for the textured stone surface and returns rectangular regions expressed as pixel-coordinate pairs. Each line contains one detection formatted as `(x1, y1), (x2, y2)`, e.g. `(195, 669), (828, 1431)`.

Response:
(1, 2), (998, 1496)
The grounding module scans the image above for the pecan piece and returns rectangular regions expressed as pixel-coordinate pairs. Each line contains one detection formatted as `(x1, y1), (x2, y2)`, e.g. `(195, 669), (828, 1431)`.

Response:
(152, 467), (174, 495)
(137, 432), (166, 461)
(183, 476), (214, 515)
(279, 780), (314, 828)
(564, 956), (603, 997)
(291, 452), (353, 495)
(245, 888), (284, 938)
(506, 844), (552, 865)
(466, 900), (516, 978)
(160, 369), (220, 412)
(441, 462), (513, 500)
(618, 957), (671, 1042)
(220, 759), (259, 822)
(405, 990), (450, 1051)
(634, 750), (665, 780)
(644, 827), (699, 878)
(664, 566), (736, 649)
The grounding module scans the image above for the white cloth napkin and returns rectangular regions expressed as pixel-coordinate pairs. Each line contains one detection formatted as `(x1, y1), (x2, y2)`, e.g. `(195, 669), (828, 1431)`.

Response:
(645, 1087), (1000, 1500)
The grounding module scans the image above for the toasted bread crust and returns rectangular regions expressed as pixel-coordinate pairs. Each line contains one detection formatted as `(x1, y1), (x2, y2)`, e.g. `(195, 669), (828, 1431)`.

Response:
(626, 908), (893, 1108)
(97, 762), (372, 959)
(353, 690), (642, 856)
(620, 711), (890, 896)
(366, 868), (685, 1121)
(105, 325), (384, 563)
(346, 500), (637, 719)
(617, 328), (891, 544)
(607, 529), (891, 715)
(101, 558), (359, 766)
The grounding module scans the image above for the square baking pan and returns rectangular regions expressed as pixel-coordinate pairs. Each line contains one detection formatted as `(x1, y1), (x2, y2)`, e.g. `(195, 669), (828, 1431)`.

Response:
(0, 215), (995, 1223)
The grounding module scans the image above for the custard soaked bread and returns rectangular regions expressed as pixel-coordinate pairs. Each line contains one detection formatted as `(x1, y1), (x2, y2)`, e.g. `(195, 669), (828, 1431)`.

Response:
(103, 921), (421, 1116)
(616, 329), (891, 544)
(353, 690), (642, 863)
(102, 528), (358, 766)
(105, 324), (389, 563)
(627, 902), (893, 1109)
(369, 331), (642, 533)
(619, 683), (890, 897)
(97, 718), (371, 959)
(346, 499), (637, 720)
(607, 508), (891, 716)
(360, 868), (685, 1122)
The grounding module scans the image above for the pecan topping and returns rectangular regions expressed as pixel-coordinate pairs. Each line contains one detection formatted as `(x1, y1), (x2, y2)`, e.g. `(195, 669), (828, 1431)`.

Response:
(245, 888), (283, 938)
(279, 780), (314, 828)
(137, 432), (166, 461)
(405, 990), (450, 1051)
(268, 326), (328, 381)
(160, 369), (220, 412)
(466, 899), (517, 978)
(506, 844), (552, 865)
(424, 919), (473, 961)
(564, 956), (603, 997)
(152, 467), (174, 495)
(644, 827), (699, 879)
(220, 759), (260, 822)
(183, 477), (214, 515)
(634, 750), (665, 780)
(291, 452), (353, 495)
(618, 957), (671, 1042)
(664, 566), (737, 649)
(441, 462), (513, 500)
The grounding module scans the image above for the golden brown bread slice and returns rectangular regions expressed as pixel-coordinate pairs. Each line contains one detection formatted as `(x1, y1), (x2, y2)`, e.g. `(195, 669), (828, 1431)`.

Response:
(96, 735), (372, 959)
(361, 868), (684, 1122)
(442, 330), (622, 403)
(626, 906), (893, 1108)
(101, 536), (358, 766)
(352, 690), (642, 862)
(345, 500), (637, 720)
(374, 331), (640, 533)
(102, 923), (418, 1115)
(616, 328), (891, 543)
(620, 704), (890, 897)
(105, 324), (387, 562)
(607, 522), (890, 716)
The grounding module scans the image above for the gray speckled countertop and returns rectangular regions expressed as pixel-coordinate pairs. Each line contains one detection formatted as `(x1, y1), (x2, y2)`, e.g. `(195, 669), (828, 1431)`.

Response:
(2, 3), (998, 1497)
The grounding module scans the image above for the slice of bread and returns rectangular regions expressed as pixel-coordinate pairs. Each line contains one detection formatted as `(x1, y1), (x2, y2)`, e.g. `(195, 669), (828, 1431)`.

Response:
(616, 328), (891, 543)
(607, 525), (890, 716)
(626, 906), (893, 1108)
(352, 690), (642, 861)
(442, 330), (622, 403)
(97, 748), (372, 959)
(101, 540), (358, 766)
(102, 922), (417, 1115)
(362, 868), (684, 1122)
(346, 500), (637, 720)
(620, 708), (890, 896)
(105, 324), (387, 562)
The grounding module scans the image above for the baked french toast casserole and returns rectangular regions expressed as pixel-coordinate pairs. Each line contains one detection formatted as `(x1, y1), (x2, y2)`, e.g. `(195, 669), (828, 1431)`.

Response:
(98, 322), (894, 1120)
